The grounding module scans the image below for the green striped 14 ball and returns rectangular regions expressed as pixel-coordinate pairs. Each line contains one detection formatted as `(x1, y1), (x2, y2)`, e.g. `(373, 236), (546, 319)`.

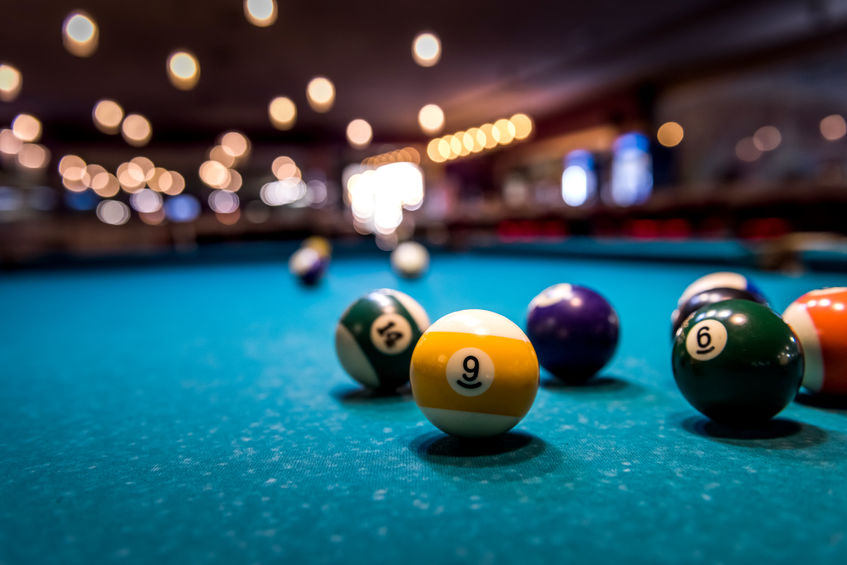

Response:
(335, 289), (430, 391)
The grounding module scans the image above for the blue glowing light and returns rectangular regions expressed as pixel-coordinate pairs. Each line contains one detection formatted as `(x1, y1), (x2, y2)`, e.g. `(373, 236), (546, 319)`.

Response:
(164, 194), (201, 222)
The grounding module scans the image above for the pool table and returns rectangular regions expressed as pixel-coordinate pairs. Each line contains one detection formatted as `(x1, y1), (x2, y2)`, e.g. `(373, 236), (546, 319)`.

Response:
(3, 241), (847, 565)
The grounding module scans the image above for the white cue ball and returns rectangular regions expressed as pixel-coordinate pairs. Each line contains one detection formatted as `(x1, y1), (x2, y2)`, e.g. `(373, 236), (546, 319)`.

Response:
(391, 241), (429, 278)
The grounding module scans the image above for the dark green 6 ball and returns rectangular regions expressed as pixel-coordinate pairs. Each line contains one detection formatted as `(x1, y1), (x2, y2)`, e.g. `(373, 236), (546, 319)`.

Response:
(671, 299), (804, 427)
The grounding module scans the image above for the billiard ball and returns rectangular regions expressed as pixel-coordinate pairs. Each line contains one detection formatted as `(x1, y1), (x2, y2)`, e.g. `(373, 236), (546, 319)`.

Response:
(303, 236), (332, 260)
(526, 284), (619, 383)
(289, 246), (327, 285)
(672, 299), (803, 427)
(410, 309), (539, 438)
(335, 289), (430, 391)
(390, 241), (429, 279)
(783, 287), (847, 395)
(677, 272), (766, 311)
(671, 286), (768, 338)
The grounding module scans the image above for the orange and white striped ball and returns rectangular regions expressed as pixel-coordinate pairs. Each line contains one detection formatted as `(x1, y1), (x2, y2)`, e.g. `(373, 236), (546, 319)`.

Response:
(410, 309), (539, 438)
(783, 287), (847, 395)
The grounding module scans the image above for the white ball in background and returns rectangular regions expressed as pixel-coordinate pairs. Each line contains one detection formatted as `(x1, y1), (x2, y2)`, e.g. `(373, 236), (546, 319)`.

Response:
(390, 241), (429, 278)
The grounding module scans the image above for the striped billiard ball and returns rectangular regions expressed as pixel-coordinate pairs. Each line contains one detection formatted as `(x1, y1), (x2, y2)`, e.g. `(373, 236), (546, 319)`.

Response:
(671, 286), (768, 338)
(335, 289), (430, 391)
(672, 299), (803, 427)
(410, 309), (539, 438)
(676, 272), (766, 312)
(783, 287), (847, 396)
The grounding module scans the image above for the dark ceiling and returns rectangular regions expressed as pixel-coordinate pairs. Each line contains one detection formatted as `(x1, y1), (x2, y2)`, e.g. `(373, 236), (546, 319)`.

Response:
(1, 0), (846, 151)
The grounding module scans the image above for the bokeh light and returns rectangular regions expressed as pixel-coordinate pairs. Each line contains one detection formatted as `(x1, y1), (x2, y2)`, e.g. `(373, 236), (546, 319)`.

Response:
(122, 114), (152, 146)
(96, 200), (130, 225)
(220, 131), (250, 160)
(209, 190), (240, 214)
(167, 50), (200, 90)
(269, 96), (296, 130)
(752, 125), (781, 152)
(165, 194), (200, 222)
(221, 169), (243, 192)
(657, 121), (684, 147)
(346, 119), (373, 148)
(510, 113), (533, 140)
(17, 144), (50, 170)
(91, 171), (120, 197)
(63, 11), (98, 57)
(164, 171), (186, 196)
(494, 119), (516, 145)
(244, 0), (277, 26)
(59, 154), (85, 177)
(116, 162), (144, 193)
(0, 129), (23, 155)
(92, 99), (124, 134)
(261, 178), (307, 206)
(0, 64), (22, 101)
(209, 145), (236, 168)
(426, 139), (445, 163)
(82, 164), (107, 188)
(12, 114), (41, 142)
(820, 114), (846, 141)
(561, 150), (597, 207)
(139, 209), (166, 226)
(130, 188), (164, 214)
(412, 32), (441, 67)
(306, 77), (335, 112)
(199, 160), (230, 188)
(418, 104), (444, 134)
(130, 156), (155, 180)
(735, 137), (761, 162)
(272, 155), (298, 180)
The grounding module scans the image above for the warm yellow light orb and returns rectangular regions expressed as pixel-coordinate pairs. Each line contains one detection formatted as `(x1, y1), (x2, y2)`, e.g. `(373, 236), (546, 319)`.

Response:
(269, 96), (297, 129)
(167, 50), (200, 90)
(412, 32), (441, 67)
(418, 104), (445, 134)
(0, 64), (22, 101)
(63, 11), (98, 57)
(244, 0), (277, 27)
(307, 77), (335, 112)
(346, 119), (373, 149)
(657, 121), (684, 147)
(92, 99), (124, 134)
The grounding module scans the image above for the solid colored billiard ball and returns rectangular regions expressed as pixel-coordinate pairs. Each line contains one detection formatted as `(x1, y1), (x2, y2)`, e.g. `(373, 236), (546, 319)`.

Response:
(335, 289), (430, 391)
(526, 284), (619, 383)
(390, 241), (429, 279)
(410, 309), (539, 438)
(289, 247), (327, 285)
(676, 272), (766, 311)
(671, 286), (768, 338)
(783, 287), (847, 396)
(672, 299), (803, 427)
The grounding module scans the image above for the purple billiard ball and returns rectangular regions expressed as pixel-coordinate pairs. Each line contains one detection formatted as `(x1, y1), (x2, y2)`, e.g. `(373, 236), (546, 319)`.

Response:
(526, 283), (619, 383)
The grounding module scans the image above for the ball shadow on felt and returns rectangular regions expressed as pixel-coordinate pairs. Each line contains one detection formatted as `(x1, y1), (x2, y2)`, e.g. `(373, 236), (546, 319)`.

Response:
(678, 414), (827, 450)
(330, 383), (413, 406)
(541, 373), (642, 398)
(409, 430), (566, 482)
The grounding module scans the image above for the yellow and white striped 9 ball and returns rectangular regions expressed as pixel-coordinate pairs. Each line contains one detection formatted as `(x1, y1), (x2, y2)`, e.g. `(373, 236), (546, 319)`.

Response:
(410, 309), (539, 438)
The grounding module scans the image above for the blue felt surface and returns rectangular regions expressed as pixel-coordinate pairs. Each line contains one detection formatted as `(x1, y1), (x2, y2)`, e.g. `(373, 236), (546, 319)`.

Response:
(2, 249), (847, 565)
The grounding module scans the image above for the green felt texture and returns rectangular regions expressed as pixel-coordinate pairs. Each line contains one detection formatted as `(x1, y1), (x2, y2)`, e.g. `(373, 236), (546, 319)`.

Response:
(2, 247), (847, 565)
